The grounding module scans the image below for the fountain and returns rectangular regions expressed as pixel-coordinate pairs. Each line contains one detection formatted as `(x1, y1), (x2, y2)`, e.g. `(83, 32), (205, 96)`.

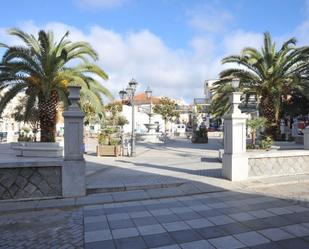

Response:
(138, 87), (163, 143)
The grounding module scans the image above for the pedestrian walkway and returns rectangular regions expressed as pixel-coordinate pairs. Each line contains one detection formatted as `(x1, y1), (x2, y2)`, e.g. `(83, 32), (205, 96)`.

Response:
(83, 189), (309, 249)
(86, 135), (223, 193)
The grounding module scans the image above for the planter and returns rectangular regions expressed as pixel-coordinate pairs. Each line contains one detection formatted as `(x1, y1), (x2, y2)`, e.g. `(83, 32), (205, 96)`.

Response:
(11, 142), (63, 158)
(191, 136), (208, 143)
(97, 145), (121, 157)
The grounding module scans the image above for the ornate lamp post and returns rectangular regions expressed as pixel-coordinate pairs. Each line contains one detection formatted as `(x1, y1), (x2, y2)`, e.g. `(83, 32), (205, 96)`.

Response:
(119, 79), (138, 157)
(145, 86), (153, 125)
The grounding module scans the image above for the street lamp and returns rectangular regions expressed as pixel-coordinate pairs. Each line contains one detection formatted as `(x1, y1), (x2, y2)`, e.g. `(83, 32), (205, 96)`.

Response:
(119, 79), (139, 157)
(229, 78), (242, 114)
(145, 86), (153, 125)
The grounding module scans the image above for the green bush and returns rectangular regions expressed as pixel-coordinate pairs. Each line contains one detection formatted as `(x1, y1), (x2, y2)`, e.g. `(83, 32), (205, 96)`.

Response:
(259, 136), (273, 150)
(246, 143), (257, 150)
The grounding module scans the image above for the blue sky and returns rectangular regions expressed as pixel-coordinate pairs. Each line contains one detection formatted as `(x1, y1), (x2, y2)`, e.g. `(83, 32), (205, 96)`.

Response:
(1, 0), (309, 102)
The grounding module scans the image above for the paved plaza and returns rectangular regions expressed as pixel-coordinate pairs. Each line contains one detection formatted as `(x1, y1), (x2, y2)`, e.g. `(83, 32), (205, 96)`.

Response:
(1, 136), (309, 248)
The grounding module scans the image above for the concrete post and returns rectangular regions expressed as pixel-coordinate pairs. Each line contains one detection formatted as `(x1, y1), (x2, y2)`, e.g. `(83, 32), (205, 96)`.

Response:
(62, 86), (86, 197)
(304, 127), (309, 150)
(222, 92), (248, 181)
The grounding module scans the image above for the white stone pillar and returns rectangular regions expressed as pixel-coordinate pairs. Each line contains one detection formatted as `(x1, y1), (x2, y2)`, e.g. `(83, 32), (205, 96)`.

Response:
(304, 127), (309, 150)
(62, 86), (86, 197)
(222, 92), (248, 181)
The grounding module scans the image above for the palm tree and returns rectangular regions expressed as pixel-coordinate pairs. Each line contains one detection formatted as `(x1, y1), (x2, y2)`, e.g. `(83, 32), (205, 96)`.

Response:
(0, 28), (112, 142)
(212, 32), (309, 137)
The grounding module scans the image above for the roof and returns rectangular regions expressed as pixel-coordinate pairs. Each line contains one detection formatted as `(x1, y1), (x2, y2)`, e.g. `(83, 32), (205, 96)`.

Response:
(120, 92), (161, 105)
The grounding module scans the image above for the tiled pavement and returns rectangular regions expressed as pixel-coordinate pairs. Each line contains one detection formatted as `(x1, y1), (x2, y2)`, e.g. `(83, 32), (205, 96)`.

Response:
(83, 190), (309, 249)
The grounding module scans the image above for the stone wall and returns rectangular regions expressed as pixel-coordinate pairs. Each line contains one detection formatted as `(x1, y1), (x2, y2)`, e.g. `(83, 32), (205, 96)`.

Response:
(0, 166), (62, 200)
(249, 154), (309, 177)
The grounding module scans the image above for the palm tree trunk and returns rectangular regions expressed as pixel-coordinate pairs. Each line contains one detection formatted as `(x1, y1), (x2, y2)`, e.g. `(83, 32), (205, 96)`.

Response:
(260, 94), (279, 139)
(39, 91), (59, 142)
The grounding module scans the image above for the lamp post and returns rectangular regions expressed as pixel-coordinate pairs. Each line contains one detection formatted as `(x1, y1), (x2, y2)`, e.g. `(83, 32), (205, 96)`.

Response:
(145, 86), (153, 125)
(119, 79), (138, 157)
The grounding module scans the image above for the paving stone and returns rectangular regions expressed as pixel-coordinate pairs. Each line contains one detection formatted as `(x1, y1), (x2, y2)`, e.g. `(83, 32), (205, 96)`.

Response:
(219, 222), (251, 235)
(249, 242), (283, 249)
(162, 221), (191, 232)
(208, 215), (235, 225)
(133, 216), (159, 226)
(85, 229), (112, 243)
(267, 207), (294, 215)
(176, 211), (202, 221)
(150, 245), (181, 249)
(85, 240), (115, 249)
(85, 221), (109, 232)
(107, 213), (130, 221)
(285, 205), (309, 213)
(234, 231), (270, 246)
(248, 210), (275, 218)
(258, 228), (295, 241)
(185, 218), (214, 229)
(197, 209), (221, 218)
(129, 211), (152, 218)
(143, 233), (176, 248)
(155, 214), (181, 223)
(115, 236), (147, 249)
(229, 212), (256, 222)
(109, 219), (135, 229)
(84, 215), (107, 224)
(276, 238), (309, 249)
(170, 207), (192, 214)
(281, 224), (309, 237)
(195, 226), (228, 239)
(151, 209), (173, 216)
(112, 227), (139, 239)
(138, 224), (166, 235)
(208, 235), (245, 249)
(189, 205), (211, 212)
(180, 239), (215, 249)
(169, 229), (203, 243)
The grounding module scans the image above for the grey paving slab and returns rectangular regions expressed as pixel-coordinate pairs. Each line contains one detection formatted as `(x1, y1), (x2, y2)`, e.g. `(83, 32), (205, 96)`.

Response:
(208, 215), (235, 225)
(84, 215), (107, 224)
(115, 236), (147, 249)
(151, 245), (181, 249)
(180, 239), (215, 249)
(185, 218), (214, 229)
(109, 219), (135, 229)
(129, 210), (152, 218)
(267, 207), (294, 215)
(84, 229), (112, 243)
(229, 212), (256, 222)
(276, 238), (309, 249)
(151, 209), (173, 216)
(258, 228), (295, 241)
(85, 221), (109, 232)
(208, 235), (245, 249)
(234, 231), (270, 246)
(155, 214), (181, 223)
(143, 233), (176, 248)
(138, 224), (166, 235)
(248, 210), (275, 219)
(112, 227), (140, 239)
(169, 229), (203, 244)
(162, 221), (191, 232)
(107, 212), (130, 221)
(85, 240), (115, 249)
(133, 216), (159, 226)
(281, 224), (309, 237)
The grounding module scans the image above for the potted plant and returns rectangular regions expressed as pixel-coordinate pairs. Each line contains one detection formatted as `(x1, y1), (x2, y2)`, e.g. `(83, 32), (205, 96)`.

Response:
(191, 126), (208, 143)
(96, 128), (121, 157)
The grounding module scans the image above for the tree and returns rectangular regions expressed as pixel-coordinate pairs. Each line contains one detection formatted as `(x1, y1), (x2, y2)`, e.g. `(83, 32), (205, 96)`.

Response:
(153, 97), (179, 133)
(212, 32), (309, 138)
(0, 28), (112, 142)
(247, 117), (267, 145)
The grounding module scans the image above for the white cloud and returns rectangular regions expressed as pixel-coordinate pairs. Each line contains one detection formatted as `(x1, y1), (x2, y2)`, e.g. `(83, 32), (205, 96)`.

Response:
(187, 4), (233, 33)
(74, 0), (128, 9)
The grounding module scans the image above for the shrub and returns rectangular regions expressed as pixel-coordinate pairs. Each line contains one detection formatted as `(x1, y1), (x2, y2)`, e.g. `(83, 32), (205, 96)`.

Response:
(259, 136), (273, 150)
